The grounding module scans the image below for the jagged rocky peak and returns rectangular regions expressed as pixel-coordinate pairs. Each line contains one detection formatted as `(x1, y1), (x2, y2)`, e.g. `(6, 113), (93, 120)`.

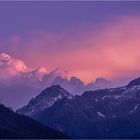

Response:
(94, 77), (113, 88)
(17, 85), (73, 116)
(95, 77), (111, 85)
(52, 76), (68, 85)
(127, 77), (140, 87)
(33, 85), (73, 101)
(70, 76), (85, 86)
(40, 85), (72, 97)
(49, 68), (69, 79)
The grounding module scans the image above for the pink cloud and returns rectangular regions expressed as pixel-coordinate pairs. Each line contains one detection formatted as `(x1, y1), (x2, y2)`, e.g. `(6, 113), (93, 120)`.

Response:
(2, 16), (140, 84)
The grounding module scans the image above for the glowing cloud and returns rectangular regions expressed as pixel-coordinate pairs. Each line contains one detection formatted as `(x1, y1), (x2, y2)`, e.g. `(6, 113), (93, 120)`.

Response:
(1, 16), (140, 84)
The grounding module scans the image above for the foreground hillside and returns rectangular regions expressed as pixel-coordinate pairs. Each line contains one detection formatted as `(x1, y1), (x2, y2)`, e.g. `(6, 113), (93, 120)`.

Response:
(0, 104), (69, 139)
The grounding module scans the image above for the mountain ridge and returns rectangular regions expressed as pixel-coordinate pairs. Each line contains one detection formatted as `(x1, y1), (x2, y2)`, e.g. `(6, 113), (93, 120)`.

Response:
(18, 76), (140, 138)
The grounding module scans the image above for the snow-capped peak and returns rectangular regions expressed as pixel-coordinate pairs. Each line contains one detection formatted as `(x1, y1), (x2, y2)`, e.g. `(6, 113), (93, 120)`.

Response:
(17, 85), (73, 116)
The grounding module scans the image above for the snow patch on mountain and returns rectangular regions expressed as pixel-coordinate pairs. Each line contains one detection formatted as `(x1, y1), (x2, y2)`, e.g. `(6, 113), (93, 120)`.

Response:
(97, 112), (105, 118)
(17, 85), (73, 116)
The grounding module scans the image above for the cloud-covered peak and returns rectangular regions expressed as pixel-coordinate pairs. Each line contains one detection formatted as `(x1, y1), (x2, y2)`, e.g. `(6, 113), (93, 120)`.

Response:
(94, 77), (113, 88)
(95, 77), (110, 84)
(29, 67), (48, 81)
(52, 68), (69, 79)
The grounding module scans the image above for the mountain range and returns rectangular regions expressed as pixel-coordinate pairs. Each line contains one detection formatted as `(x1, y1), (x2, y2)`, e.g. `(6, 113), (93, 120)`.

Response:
(2, 53), (140, 139)
(18, 77), (140, 139)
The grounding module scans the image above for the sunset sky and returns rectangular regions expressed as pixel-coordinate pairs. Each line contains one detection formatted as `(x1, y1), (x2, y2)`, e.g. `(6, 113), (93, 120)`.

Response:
(1, 1), (140, 84)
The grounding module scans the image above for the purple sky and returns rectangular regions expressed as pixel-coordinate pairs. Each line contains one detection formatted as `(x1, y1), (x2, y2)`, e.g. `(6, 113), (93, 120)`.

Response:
(0, 1), (140, 39)
(1, 1), (140, 83)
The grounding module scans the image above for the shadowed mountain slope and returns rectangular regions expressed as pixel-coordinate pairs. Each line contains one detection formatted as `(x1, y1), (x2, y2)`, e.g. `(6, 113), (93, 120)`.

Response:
(0, 104), (69, 139)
